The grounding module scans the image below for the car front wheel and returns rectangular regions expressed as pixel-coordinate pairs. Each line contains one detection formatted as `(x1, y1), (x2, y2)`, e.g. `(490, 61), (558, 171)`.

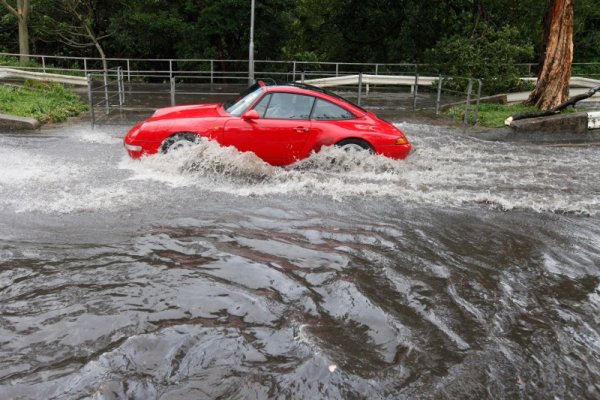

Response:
(161, 133), (199, 153)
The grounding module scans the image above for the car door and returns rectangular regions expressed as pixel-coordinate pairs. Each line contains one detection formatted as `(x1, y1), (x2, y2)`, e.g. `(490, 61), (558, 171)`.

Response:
(223, 92), (314, 165)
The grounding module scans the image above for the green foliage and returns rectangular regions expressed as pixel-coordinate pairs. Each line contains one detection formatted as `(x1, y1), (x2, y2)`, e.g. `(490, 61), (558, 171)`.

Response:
(572, 63), (600, 80)
(0, 81), (88, 123)
(0, 0), (598, 74)
(447, 103), (537, 127)
(426, 24), (535, 95)
(0, 55), (19, 65)
(574, 0), (600, 62)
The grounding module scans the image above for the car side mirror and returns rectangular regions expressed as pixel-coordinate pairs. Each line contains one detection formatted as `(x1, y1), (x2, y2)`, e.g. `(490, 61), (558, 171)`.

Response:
(242, 110), (260, 120)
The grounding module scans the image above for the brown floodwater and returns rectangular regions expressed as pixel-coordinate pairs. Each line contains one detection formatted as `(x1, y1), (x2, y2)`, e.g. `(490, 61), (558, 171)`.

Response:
(0, 119), (598, 399)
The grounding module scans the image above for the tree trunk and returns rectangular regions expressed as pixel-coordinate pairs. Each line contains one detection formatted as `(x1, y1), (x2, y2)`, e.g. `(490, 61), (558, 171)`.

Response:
(83, 21), (108, 72)
(1, 0), (30, 65)
(17, 9), (30, 65)
(525, 0), (574, 111)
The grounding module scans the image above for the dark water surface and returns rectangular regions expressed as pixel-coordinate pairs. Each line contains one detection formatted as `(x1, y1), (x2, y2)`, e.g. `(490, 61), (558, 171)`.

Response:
(0, 122), (598, 399)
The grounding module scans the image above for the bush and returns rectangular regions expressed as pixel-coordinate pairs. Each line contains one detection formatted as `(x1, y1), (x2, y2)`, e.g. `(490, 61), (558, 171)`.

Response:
(426, 24), (535, 95)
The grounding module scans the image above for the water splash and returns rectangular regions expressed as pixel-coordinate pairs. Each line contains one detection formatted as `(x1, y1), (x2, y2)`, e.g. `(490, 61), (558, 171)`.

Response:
(0, 123), (598, 215)
(119, 130), (599, 215)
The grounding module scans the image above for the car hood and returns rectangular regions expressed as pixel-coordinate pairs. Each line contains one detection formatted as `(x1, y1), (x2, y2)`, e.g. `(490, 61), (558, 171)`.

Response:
(151, 103), (223, 119)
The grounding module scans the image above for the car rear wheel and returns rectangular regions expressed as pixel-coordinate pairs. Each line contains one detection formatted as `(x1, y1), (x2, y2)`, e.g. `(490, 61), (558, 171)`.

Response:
(161, 133), (199, 153)
(336, 139), (373, 153)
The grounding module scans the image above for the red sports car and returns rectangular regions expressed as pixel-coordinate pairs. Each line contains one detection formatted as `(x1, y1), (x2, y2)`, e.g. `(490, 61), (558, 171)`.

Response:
(123, 81), (411, 166)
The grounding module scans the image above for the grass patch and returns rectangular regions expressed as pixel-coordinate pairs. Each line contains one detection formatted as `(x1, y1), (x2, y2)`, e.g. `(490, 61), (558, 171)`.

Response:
(447, 102), (581, 128)
(0, 81), (88, 123)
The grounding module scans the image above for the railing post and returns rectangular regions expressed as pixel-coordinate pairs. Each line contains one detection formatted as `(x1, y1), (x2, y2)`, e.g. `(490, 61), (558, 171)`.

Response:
(42, 56), (46, 73)
(292, 61), (296, 82)
(127, 59), (131, 83)
(375, 64), (379, 75)
(464, 78), (473, 127)
(84, 58), (88, 76)
(474, 79), (483, 126)
(170, 77), (176, 106)
(103, 69), (109, 115)
(357, 72), (363, 106)
(412, 74), (419, 111)
(435, 76), (443, 115)
(210, 60), (214, 85)
(301, 70), (305, 83)
(87, 74), (95, 128)
(335, 63), (339, 76)
(118, 67), (124, 107)
(169, 59), (173, 79)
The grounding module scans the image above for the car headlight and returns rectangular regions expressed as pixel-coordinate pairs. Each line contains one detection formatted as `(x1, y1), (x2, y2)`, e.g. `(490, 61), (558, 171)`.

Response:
(124, 143), (142, 152)
(395, 136), (409, 145)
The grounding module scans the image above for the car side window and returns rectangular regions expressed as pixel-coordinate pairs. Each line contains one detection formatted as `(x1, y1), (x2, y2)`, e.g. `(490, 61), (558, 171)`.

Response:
(264, 93), (314, 120)
(252, 94), (271, 118)
(311, 99), (355, 120)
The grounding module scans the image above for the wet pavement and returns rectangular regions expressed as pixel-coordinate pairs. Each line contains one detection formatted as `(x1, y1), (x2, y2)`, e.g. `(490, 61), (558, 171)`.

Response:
(0, 120), (599, 399)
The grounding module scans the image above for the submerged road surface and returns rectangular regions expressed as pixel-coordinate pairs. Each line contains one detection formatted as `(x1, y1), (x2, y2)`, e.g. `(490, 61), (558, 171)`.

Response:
(0, 122), (599, 399)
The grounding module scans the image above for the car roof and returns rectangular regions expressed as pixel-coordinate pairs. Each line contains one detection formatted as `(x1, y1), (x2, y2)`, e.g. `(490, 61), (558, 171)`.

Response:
(259, 81), (367, 114)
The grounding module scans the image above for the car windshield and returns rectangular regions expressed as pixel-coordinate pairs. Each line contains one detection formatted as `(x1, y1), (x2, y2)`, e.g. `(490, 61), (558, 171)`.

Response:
(224, 83), (264, 116)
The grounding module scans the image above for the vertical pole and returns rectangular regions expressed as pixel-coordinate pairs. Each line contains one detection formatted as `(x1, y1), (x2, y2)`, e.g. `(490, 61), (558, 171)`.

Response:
(87, 74), (95, 128)
(169, 59), (173, 80)
(464, 79), (473, 127)
(292, 61), (296, 82)
(127, 59), (131, 83)
(210, 60), (214, 85)
(248, 0), (255, 84)
(335, 63), (339, 76)
(118, 67), (124, 107)
(301, 71), (305, 83)
(84, 58), (88, 77)
(375, 64), (379, 75)
(412, 74), (419, 111)
(435, 76), (443, 115)
(474, 79), (483, 126)
(103, 69), (109, 115)
(42, 56), (46, 73)
(357, 72), (363, 106)
(170, 77), (176, 106)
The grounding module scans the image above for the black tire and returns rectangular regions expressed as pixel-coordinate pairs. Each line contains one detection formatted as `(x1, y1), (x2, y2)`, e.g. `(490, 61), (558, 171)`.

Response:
(161, 133), (199, 153)
(335, 139), (373, 153)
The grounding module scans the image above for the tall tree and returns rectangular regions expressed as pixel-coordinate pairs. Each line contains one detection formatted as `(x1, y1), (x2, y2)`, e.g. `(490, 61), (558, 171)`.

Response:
(1, 0), (30, 65)
(36, 0), (112, 71)
(525, 0), (574, 110)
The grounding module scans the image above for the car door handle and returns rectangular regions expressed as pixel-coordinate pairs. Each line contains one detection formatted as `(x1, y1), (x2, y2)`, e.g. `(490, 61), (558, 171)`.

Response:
(294, 126), (310, 133)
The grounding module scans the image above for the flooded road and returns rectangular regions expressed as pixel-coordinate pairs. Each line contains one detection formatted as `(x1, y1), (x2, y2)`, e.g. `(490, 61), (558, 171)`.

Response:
(0, 122), (599, 399)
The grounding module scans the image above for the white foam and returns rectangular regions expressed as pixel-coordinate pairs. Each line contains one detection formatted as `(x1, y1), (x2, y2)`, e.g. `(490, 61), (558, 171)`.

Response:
(116, 133), (599, 215)
(13, 185), (145, 214)
(0, 148), (85, 185)
(76, 130), (122, 145)
(2, 124), (598, 215)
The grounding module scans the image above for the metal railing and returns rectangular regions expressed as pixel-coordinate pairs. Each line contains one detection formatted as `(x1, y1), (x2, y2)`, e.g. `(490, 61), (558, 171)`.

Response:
(4, 52), (600, 82)
(87, 68), (125, 127)
(86, 68), (484, 127)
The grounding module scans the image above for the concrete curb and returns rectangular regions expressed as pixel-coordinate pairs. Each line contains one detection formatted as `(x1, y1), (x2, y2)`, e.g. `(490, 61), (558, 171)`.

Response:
(467, 111), (600, 145)
(0, 113), (41, 130)
(509, 112), (589, 134)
